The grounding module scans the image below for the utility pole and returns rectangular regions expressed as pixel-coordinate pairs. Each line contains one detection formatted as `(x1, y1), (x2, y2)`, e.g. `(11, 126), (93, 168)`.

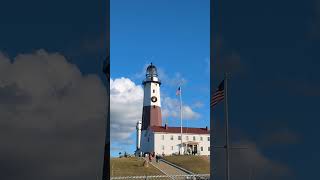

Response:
(179, 86), (183, 155)
(214, 73), (248, 180)
(224, 73), (230, 180)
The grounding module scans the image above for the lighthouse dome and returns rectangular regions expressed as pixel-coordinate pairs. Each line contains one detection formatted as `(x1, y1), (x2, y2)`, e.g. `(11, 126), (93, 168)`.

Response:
(146, 63), (158, 77)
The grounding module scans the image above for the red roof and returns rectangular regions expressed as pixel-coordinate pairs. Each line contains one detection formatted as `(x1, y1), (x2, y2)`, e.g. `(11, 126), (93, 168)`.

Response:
(150, 126), (210, 134)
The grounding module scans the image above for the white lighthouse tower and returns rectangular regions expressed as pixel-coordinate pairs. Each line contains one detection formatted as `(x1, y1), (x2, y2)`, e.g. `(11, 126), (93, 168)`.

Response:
(136, 121), (142, 149)
(135, 120), (142, 156)
(141, 63), (162, 130)
(136, 63), (163, 156)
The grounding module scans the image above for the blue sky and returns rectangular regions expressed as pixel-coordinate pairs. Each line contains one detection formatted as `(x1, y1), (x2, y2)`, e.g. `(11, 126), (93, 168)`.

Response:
(110, 0), (210, 157)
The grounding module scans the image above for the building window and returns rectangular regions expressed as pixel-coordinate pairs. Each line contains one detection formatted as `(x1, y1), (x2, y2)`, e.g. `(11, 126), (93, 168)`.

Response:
(161, 135), (164, 140)
(170, 135), (173, 140)
(153, 89), (155, 93)
(186, 136), (189, 140)
(207, 137), (210, 141)
(193, 136), (196, 141)
(200, 137), (203, 141)
(171, 146), (174, 150)
(178, 136), (181, 140)
(162, 145), (165, 150)
(201, 147), (203, 151)
(208, 147), (210, 151)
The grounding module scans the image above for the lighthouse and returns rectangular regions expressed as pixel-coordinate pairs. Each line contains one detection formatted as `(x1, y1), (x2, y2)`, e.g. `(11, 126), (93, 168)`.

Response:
(141, 63), (162, 130)
(136, 63), (210, 156)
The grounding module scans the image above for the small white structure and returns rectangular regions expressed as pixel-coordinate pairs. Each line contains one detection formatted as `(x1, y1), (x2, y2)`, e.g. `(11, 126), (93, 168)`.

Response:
(136, 121), (142, 149)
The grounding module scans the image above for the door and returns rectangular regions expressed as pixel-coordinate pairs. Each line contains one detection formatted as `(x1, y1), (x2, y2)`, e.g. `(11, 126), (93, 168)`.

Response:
(193, 145), (197, 154)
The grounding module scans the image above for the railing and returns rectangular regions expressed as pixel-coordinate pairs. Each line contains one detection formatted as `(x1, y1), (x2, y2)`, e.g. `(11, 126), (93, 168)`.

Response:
(110, 174), (210, 180)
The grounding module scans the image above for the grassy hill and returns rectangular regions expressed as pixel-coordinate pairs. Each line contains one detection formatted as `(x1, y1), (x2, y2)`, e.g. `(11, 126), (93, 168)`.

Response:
(163, 155), (210, 174)
(110, 157), (163, 177)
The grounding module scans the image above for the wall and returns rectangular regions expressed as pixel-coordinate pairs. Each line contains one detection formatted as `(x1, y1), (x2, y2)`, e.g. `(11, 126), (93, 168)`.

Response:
(140, 129), (154, 154)
(153, 132), (210, 156)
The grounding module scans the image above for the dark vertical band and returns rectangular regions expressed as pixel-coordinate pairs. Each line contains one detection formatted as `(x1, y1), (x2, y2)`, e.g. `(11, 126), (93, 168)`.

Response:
(210, 0), (214, 178)
(102, 0), (110, 179)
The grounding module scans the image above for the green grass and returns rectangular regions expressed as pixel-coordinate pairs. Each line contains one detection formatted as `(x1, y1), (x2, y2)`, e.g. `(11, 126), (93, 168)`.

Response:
(110, 157), (164, 177)
(163, 155), (210, 174)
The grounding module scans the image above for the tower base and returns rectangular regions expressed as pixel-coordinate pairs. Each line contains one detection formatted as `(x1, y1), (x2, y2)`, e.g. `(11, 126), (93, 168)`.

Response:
(142, 106), (162, 130)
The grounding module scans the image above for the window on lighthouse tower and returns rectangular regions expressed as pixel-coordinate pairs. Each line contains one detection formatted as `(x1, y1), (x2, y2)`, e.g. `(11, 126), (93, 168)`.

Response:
(153, 89), (155, 93)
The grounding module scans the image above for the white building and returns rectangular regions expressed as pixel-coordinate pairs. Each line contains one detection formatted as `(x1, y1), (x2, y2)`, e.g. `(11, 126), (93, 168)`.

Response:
(135, 63), (210, 156)
(140, 125), (210, 156)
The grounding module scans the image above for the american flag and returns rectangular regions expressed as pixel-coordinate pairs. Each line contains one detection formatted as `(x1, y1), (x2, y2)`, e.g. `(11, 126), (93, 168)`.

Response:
(211, 80), (225, 107)
(176, 86), (181, 96)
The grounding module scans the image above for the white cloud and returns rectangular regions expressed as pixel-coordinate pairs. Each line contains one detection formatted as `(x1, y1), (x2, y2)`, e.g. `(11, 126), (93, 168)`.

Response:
(110, 77), (201, 148)
(0, 49), (107, 128)
(193, 101), (204, 108)
(0, 49), (107, 179)
(162, 96), (200, 120)
(110, 78), (143, 145)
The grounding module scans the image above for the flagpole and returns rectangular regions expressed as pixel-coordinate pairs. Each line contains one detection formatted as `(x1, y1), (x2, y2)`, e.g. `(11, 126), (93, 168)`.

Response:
(224, 73), (230, 180)
(179, 86), (183, 155)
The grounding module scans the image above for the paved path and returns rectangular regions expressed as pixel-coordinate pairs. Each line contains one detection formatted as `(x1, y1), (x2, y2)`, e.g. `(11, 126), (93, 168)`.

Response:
(150, 159), (189, 176)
